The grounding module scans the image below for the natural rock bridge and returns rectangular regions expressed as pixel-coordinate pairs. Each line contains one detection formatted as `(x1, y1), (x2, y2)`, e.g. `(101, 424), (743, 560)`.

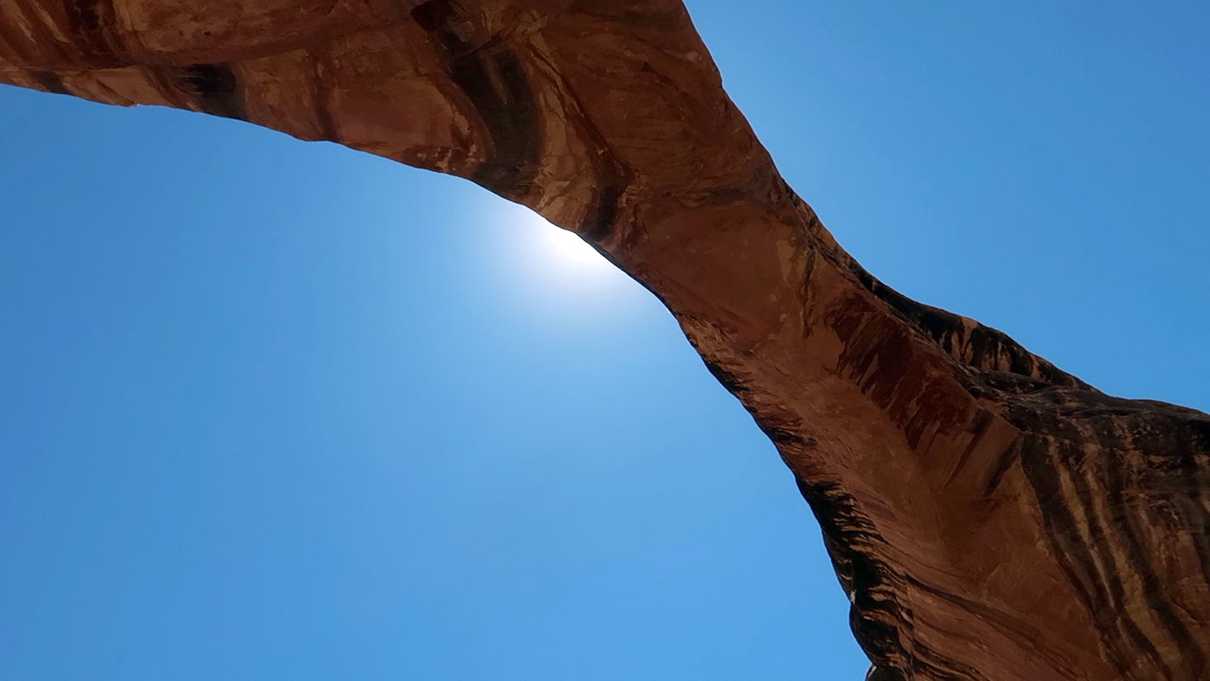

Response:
(2, 1), (1207, 678)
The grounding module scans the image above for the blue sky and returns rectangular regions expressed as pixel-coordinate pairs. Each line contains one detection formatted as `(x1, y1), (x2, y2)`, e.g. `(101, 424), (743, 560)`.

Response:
(1, 2), (1206, 679)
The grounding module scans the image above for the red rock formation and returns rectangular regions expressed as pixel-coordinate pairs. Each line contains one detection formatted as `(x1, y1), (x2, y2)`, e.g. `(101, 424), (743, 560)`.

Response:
(3, 2), (1207, 679)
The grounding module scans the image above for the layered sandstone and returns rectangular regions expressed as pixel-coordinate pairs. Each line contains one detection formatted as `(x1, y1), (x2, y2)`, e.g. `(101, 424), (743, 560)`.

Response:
(2, 2), (1207, 679)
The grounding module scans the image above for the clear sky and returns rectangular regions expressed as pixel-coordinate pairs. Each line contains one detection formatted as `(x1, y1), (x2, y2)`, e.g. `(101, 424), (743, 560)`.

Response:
(2, 2), (1207, 679)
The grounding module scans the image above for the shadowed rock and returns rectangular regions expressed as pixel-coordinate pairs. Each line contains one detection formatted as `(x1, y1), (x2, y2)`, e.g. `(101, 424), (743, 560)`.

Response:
(3, 1), (1206, 678)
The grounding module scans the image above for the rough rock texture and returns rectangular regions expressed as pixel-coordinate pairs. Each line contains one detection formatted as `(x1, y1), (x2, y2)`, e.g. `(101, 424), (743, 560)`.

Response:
(3, 2), (1207, 679)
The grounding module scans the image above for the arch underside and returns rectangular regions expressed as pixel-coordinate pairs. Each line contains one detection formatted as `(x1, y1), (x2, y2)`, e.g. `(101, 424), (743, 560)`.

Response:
(3, 1), (1208, 678)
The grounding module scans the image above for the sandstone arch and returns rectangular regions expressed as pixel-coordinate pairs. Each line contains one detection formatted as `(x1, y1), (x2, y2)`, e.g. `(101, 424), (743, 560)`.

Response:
(3, 2), (1207, 678)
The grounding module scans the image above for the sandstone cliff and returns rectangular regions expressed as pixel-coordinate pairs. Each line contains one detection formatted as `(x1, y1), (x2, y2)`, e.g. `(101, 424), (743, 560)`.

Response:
(2, 2), (1207, 678)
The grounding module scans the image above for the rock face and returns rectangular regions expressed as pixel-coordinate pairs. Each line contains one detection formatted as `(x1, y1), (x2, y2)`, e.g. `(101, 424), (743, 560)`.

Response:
(3, 2), (1207, 678)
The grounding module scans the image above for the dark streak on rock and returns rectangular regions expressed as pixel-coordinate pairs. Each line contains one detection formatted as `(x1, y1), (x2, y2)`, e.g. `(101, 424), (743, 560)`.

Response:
(308, 49), (339, 140)
(910, 640), (989, 681)
(63, 0), (119, 63)
(796, 477), (916, 679)
(1058, 439), (1172, 680)
(582, 184), (623, 242)
(700, 354), (749, 396)
(944, 409), (994, 488)
(994, 384), (1210, 677)
(1176, 446), (1210, 590)
(177, 63), (246, 120)
(981, 438), (1022, 497)
(1019, 436), (1141, 680)
(412, 0), (541, 200)
(30, 69), (68, 94)
(527, 47), (631, 243)
(903, 573), (1079, 679)
(1102, 430), (1208, 679)
(850, 264), (1084, 390)
(1129, 413), (1210, 593)
(866, 665), (909, 681)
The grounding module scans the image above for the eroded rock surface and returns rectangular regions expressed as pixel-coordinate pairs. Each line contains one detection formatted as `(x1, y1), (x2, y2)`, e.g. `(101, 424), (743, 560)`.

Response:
(3, 2), (1207, 678)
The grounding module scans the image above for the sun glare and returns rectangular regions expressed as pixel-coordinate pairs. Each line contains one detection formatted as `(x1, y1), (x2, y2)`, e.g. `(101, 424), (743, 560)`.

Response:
(539, 220), (609, 268)
(509, 206), (615, 279)
(490, 202), (629, 298)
